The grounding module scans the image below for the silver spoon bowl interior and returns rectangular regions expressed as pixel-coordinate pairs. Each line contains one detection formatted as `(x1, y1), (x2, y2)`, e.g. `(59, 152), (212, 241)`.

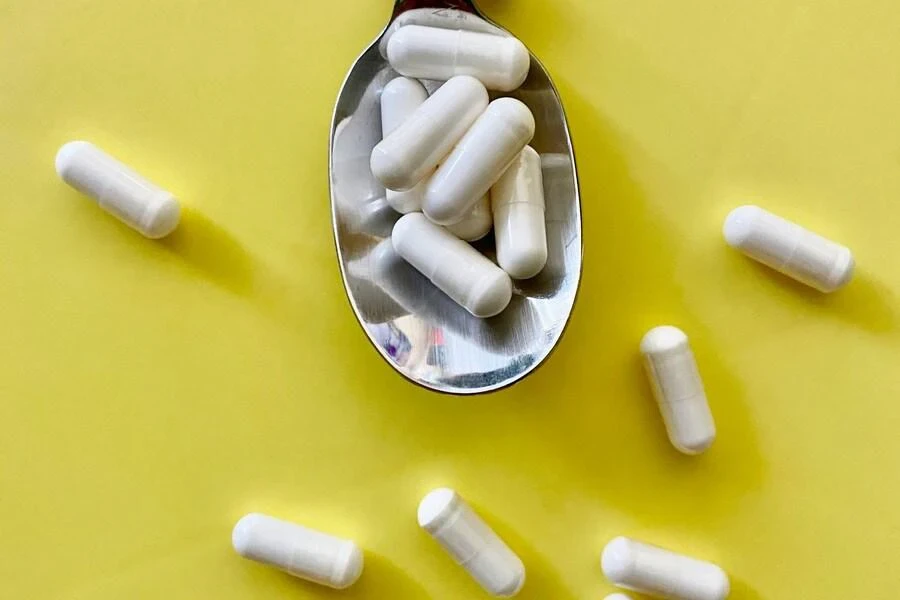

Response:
(329, 1), (582, 394)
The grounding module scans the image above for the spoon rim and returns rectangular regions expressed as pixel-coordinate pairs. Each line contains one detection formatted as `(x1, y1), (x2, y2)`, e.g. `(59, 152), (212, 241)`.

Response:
(328, 5), (584, 395)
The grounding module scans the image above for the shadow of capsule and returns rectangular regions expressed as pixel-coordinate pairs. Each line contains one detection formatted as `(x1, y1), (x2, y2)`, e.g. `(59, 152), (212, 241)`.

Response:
(736, 256), (899, 335)
(312, 551), (431, 599)
(725, 576), (764, 600)
(339, 196), (402, 242)
(343, 247), (409, 324)
(157, 206), (258, 297)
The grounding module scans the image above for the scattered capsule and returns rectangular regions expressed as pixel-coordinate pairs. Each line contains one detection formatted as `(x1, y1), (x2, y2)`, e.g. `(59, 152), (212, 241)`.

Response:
(387, 24), (529, 92)
(419, 488), (526, 597)
(232, 513), (363, 589)
(723, 204), (854, 293)
(380, 77), (429, 213)
(424, 98), (534, 226)
(445, 193), (492, 241)
(371, 76), (488, 192)
(392, 213), (512, 317)
(641, 326), (716, 455)
(55, 141), (180, 239)
(492, 146), (547, 279)
(602, 536), (729, 600)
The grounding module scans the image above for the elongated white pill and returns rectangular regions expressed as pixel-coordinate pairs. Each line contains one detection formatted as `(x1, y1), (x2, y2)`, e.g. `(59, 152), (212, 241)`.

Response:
(602, 537), (729, 600)
(381, 77), (429, 213)
(605, 594), (635, 600)
(424, 98), (534, 225)
(419, 488), (525, 597)
(379, 8), (507, 58)
(371, 76), (488, 192)
(387, 25), (529, 92)
(640, 326), (716, 455)
(445, 193), (492, 241)
(232, 513), (363, 589)
(723, 204), (854, 293)
(392, 213), (511, 317)
(492, 146), (547, 279)
(55, 141), (180, 239)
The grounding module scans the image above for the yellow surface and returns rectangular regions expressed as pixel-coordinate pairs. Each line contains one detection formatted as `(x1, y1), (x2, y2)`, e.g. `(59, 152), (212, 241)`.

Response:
(2, 0), (900, 597)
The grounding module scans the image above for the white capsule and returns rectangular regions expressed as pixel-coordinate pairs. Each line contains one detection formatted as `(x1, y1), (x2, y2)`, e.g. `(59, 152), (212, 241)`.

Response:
(640, 326), (716, 455)
(424, 98), (535, 225)
(381, 77), (430, 213)
(602, 537), (730, 600)
(55, 141), (180, 239)
(392, 213), (511, 317)
(723, 204), (854, 293)
(232, 513), (363, 589)
(371, 76), (488, 192)
(379, 8), (507, 59)
(605, 595), (635, 600)
(445, 193), (492, 241)
(387, 24), (529, 92)
(419, 488), (525, 597)
(491, 146), (547, 279)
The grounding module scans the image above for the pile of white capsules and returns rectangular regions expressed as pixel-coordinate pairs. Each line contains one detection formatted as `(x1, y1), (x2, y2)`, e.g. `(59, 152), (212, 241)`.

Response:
(371, 24), (543, 319)
(52, 15), (856, 600)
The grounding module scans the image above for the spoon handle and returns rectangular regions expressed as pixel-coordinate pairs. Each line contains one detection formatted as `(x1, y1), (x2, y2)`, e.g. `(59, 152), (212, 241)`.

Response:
(393, 0), (477, 15)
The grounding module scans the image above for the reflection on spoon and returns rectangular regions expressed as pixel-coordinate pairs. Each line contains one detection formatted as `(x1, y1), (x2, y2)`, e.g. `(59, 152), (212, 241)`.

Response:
(369, 239), (543, 356)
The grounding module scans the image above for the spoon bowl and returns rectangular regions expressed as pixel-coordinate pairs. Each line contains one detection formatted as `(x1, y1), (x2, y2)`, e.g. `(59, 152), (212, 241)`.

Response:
(330, 1), (582, 394)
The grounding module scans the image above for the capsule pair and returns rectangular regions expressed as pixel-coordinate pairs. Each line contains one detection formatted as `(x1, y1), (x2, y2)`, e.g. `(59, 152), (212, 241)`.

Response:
(438, 143), (550, 273)
(641, 207), (855, 452)
(379, 76), (547, 248)
(233, 490), (525, 598)
(371, 75), (535, 227)
(429, 144), (549, 279)
(380, 77), (497, 241)
(447, 146), (547, 279)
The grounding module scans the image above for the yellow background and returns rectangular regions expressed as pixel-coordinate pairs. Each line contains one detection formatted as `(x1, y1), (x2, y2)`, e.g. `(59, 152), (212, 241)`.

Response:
(2, 0), (899, 598)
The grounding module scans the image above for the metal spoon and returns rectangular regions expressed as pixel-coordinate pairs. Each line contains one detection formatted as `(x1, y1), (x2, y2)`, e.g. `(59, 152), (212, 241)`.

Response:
(329, 0), (582, 394)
